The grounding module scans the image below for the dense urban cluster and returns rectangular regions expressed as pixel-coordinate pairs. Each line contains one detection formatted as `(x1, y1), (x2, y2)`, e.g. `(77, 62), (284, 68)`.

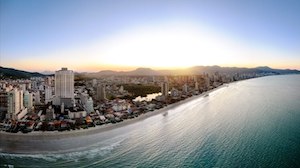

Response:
(0, 68), (271, 133)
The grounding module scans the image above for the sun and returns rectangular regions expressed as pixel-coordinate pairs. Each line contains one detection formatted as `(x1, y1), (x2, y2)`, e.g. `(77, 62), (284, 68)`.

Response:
(96, 23), (241, 69)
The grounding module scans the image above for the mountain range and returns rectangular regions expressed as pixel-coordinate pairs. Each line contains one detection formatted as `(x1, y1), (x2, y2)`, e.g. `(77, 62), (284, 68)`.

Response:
(1, 66), (299, 79)
(83, 66), (300, 78)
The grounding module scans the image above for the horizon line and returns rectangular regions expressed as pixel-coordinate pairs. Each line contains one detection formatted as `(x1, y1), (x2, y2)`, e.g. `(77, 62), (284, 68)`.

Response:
(1, 65), (300, 74)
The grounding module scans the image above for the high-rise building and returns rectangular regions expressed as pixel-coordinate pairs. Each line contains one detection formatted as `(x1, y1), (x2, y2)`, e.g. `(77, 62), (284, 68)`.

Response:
(195, 81), (199, 91)
(85, 97), (94, 114)
(92, 79), (97, 87)
(19, 90), (23, 109)
(31, 81), (38, 90)
(161, 82), (169, 97)
(33, 91), (41, 105)
(23, 91), (33, 109)
(45, 86), (53, 104)
(7, 89), (23, 119)
(0, 91), (8, 110)
(97, 84), (106, 101)
(182, 83), (188, 93)
(45, 76), (54, 86)
(55, 68), (74, 99)
(0, 91), (8, 120)
(54, 68), (74, 107)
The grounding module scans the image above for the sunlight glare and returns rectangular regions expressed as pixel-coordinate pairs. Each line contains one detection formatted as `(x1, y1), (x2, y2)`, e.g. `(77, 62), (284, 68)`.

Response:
(97, 23), (242, 68)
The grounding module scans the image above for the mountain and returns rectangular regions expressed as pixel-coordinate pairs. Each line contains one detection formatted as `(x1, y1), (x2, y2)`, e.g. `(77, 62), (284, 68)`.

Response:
(255, 66), (300, 74)
(82, 66), (300, 78)
(0, 67), (46, 79)
(256, 66), (273, 71)
(87, 68), (160, 78)
(127, 68), (161, 76)
(1, 66), (299, 79)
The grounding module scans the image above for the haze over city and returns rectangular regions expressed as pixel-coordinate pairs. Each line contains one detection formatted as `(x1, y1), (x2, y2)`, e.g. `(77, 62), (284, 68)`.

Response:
(0, 0), (300, 72)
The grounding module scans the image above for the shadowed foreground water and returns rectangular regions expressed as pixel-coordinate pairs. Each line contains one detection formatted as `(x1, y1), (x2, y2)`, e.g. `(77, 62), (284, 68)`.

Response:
(1, 75), (300, 168)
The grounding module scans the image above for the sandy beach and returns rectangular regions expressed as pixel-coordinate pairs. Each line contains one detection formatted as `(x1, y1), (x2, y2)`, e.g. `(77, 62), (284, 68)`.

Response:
(0, 84), (227, 153)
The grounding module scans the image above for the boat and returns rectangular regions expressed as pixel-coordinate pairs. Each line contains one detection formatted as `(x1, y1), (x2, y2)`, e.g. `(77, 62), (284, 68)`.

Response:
(204, 93), (209, 97)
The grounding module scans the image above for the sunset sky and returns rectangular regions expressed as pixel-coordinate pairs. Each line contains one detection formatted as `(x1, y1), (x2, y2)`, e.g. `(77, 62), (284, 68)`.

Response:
(0, 0), (299, 72)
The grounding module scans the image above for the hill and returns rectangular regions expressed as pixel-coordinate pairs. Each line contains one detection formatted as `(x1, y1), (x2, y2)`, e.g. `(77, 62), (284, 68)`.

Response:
(0, 67), (46, 79)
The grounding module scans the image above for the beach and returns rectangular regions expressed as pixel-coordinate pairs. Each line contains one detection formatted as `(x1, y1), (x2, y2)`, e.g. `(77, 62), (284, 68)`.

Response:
(0, 84), (226, 153)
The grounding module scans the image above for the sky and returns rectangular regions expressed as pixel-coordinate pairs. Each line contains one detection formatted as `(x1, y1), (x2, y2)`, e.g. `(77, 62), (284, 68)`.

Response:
(0, 0), (299, 72)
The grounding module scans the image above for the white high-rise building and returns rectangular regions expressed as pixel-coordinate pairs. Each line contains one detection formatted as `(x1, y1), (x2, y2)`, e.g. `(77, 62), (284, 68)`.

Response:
(7, 89), (23, 119)
(55, 68), (74, 99)
(85, 97), (94, 114)
(45, 86), (53, 104)
(54, 68), (74, 106)
(23, 91), (33, 109)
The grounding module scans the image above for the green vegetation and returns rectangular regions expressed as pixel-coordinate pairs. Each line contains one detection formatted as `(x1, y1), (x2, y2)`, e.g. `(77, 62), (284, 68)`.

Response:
(107, 94), (116, 100)
(122, 84), (160, 97)
(74, 74), (93, 81)
(0, 67), (45, 79)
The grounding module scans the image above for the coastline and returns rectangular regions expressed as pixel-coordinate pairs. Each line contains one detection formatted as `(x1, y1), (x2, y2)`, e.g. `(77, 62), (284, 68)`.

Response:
(0, 83), (228, 154)
(0, 84), (226, 140)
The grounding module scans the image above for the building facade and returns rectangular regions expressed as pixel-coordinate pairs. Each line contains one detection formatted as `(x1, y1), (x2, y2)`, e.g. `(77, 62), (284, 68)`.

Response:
(55, 68), (74, 99)
(45, 86), (53, 104)
(54, 68), (74, 107)
(161, 82), (169, 97)
(96, 84), (106, 101)
(7, 89), (23, 119)
(0, 91), (8, 120)
(23, 91), (33, 109)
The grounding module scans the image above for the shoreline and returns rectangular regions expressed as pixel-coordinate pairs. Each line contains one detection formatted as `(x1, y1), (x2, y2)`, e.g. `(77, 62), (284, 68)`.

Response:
(0, 83), (229, 154)
(0, 84), (225, 140)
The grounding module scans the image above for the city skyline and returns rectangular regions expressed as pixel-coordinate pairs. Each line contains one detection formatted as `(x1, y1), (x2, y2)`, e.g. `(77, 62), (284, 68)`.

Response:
(1, 0), (300, 72)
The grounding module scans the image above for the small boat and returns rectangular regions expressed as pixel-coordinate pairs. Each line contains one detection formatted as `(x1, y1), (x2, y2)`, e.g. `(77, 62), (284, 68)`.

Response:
(163, 112), (168, 116)
(204, 93), (209, 97)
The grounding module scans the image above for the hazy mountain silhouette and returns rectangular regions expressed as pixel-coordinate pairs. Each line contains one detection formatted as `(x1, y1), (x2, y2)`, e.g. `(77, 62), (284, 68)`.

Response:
(85, 66), (300, 77)
(0, 67), (45, 79)
(1, 66), (299, 79)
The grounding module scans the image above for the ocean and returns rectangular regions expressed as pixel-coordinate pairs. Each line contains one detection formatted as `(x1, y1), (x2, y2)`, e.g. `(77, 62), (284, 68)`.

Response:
(1, 74), (300, 168)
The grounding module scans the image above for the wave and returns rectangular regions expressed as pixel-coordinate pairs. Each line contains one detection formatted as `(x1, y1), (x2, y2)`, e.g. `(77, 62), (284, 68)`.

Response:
(0, 138), (125, 162)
